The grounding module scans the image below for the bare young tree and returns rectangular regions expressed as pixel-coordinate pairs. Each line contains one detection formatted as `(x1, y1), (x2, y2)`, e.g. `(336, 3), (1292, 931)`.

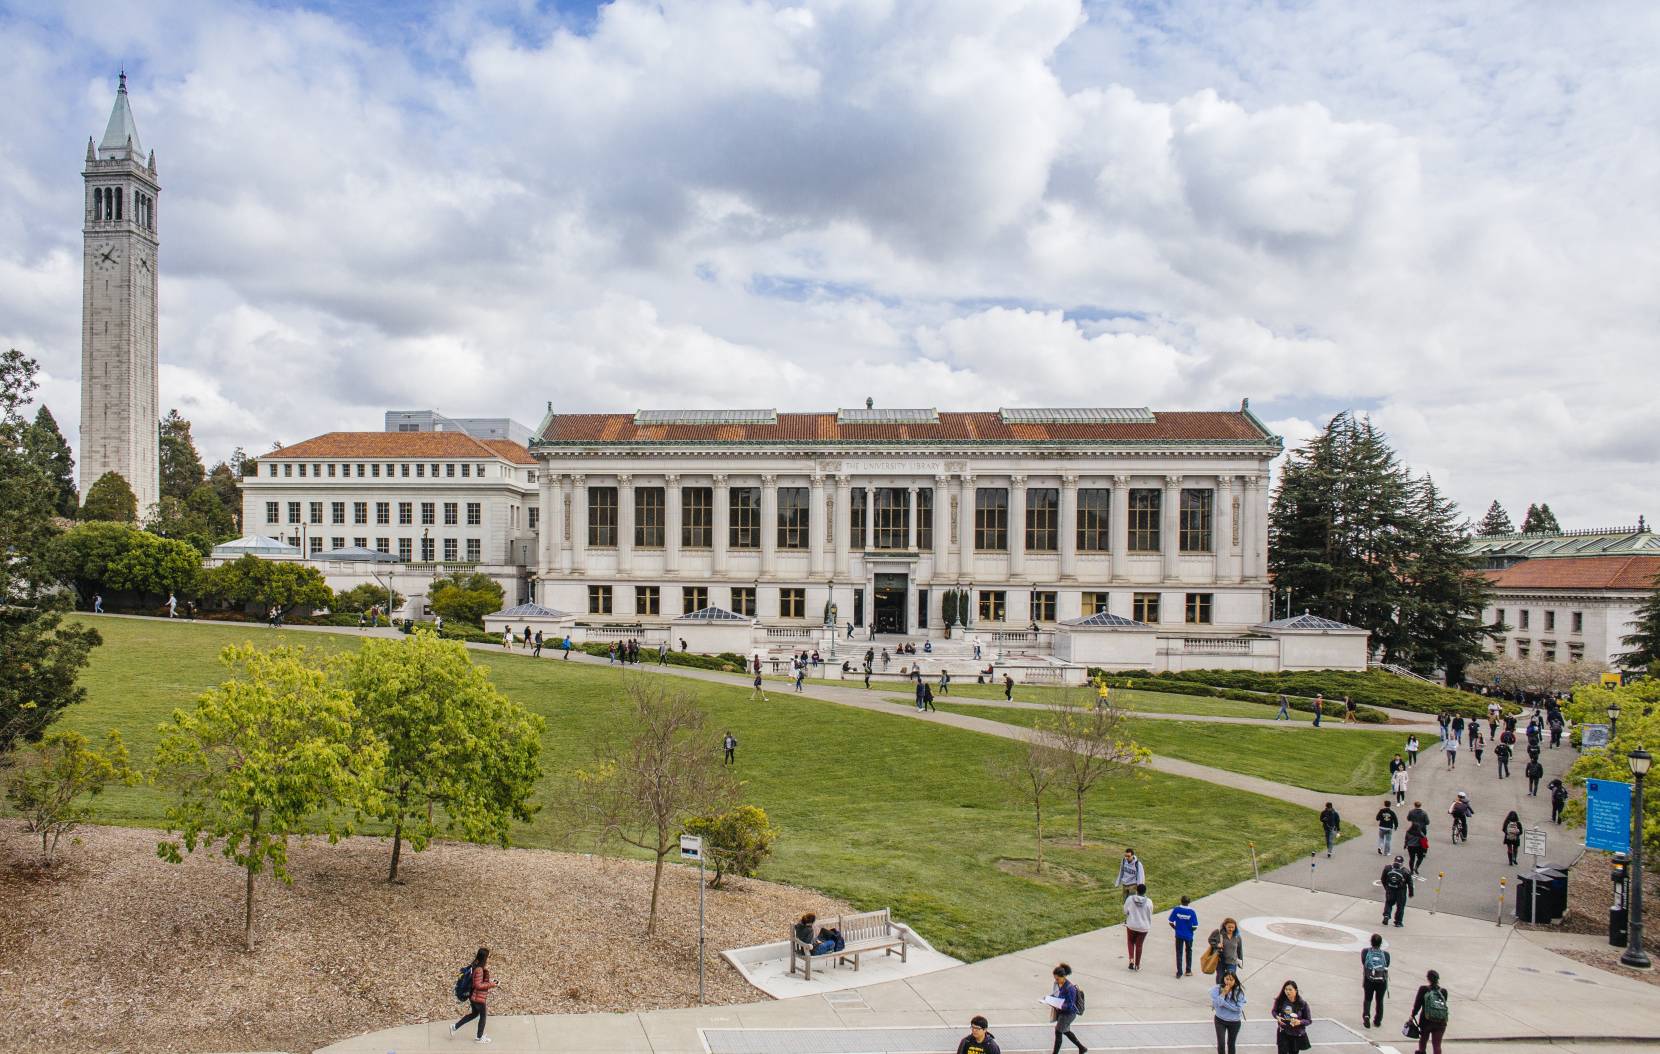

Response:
(990, 733), (1067, 874)
(1043, 685), (1150, 846)
(570, 676), (737, 935)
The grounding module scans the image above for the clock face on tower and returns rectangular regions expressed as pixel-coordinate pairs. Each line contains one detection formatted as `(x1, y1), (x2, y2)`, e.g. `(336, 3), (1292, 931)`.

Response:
(93, 243), (121, 271)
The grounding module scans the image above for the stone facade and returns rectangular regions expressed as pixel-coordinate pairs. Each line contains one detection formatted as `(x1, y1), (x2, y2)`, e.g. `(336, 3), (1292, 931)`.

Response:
(81, 73), (161, 513)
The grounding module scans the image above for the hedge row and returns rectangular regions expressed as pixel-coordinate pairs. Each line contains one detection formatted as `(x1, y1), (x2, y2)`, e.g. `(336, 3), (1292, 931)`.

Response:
(573, 641), (747, 673)
(1100, 668), (1490, 717)
(1091, 672), (1391, 723)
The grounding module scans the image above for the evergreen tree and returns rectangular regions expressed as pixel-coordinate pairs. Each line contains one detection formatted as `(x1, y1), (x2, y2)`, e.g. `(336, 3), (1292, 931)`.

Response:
(1397, 475), (1492, 682)
(1476, 500), (1514, 536)
(1520, 502), (1561, 534)
(1618, 571), (1660, 672)
(206, 459), (243, 532)
(80, 471), (138, 523)
(24, 406), (78, 517)
(158, 409), (205, 502)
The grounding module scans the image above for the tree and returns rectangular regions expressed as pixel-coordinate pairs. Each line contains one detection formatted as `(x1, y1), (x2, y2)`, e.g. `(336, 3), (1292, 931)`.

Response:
(1476, 500), (1514, 536)
(429, 571), (505, 626)
(24, 406), (78, 517)
(1396, 475), (1492, 682)
(570, 677), (737, 934)
(6, 729), (138, 867)
(0, 348), (101, 757)
(1043, 684), (1149, 846)
(149, 482), (238, 555)
(343, 631), (544, 882)
(1467, 656), (1611, 696)
(51, 522), (199, 606)
(334, 582), (405, 614)
(1618, 570), (1660, 672)
(1520, 503), (1561, 534)
(684, 805), (779, 888)
(1563, 680), (1660, 859)
(197, 555), (332, 618)
(159, 408), (205, 502)
(50, 520), (141, 606)
(155, 644), (384, 950)
(109, 532), (201, 604)
(990, 732), (1067, 874)
(80, 470), (138, 523)
(206, 459), (243, 533)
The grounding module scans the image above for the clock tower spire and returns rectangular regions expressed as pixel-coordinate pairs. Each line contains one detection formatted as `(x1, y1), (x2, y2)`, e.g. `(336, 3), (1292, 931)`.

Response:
(81, 70), (161, 514)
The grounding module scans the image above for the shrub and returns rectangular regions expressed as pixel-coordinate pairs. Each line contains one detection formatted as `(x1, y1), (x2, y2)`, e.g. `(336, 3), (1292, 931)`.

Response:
(684, 805), (779, 888)
(1108, 668), (1485, 717)
(333, 583), (405, 614)
(1089, 671), (1391, 722)
(429, 572), (504, 626)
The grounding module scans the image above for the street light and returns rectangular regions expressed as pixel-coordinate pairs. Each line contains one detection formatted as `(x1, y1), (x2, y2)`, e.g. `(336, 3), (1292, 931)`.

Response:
(1621, 747), (1651, 969)
(1608, 702), (1621, 738)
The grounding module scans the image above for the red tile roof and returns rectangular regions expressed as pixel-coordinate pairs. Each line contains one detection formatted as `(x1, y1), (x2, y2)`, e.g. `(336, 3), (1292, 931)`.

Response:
(262, 432), (535, 464)
(1485, 555), (1660, 591)
(539, 411), (1271, 444)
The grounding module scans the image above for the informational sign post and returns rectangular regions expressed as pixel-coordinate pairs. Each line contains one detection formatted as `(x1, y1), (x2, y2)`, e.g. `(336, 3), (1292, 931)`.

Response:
(1525, 827), (1547, 924)
(1585, 778), (1632, 853)
(1582, 724), (1612, 750)
(680, 834), (706, 1004)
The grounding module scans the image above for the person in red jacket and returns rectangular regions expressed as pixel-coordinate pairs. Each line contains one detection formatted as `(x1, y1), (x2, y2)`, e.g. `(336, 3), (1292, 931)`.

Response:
(451, 947), (499, 1043)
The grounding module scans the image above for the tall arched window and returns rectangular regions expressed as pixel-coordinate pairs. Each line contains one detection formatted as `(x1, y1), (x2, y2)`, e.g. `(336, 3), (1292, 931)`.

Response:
(114, 187), (122, 221)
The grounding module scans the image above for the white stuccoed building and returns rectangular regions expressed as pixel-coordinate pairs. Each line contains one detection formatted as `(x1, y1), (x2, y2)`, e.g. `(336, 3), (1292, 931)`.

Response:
(520, 404), (1371, 673)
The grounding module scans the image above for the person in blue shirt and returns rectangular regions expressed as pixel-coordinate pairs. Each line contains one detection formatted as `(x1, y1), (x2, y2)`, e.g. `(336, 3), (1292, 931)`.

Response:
(1168, 894), (1200, 978)
(1210, 970), (1247, 1054)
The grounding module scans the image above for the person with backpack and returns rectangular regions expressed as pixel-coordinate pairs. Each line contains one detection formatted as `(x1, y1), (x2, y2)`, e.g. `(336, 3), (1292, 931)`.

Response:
(1123, 882), (1153, 970)
(1320, 802), (1341, 857)
(1046, 963), (1087, 1054)
(1270, 979), (1311, 1054)
(1548, 779), (1569, 823)
(1443, 733), (1458, 769)
(1376, 800), (1399, 856)
(1381, 855), (1414, 927)
(1361, 932), (1390, 1028)
(451, 946), (498, 1043)
(1209, 970), (1246, 1054)
(1470, 728), (1484, 766)
(1114, 847), (1146, 889)
(1409, 969), (1450, 1054)
(1501, 810), (1525, 866)
(1524, 757), (1544, 796)
(722, 731), (737, 766)
(955, 1015), (1001, 1054)
(1494, 739), (1511, 779)
(1168, 894), (1199, 978)
(1405, 813), (1430, 877)
(922, 682), (937, 712)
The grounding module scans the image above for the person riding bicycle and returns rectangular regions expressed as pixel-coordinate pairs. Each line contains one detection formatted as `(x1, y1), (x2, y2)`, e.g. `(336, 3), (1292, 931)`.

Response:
(1448, 792), (1474, 843)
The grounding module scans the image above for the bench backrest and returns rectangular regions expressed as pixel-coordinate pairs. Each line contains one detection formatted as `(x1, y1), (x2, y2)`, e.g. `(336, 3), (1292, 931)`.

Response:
(838, 908), (894, 943)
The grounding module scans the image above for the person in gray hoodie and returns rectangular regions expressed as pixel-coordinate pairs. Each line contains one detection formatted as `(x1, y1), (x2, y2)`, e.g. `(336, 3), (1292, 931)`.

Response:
(1114, 847), (1146, 888)
(1123, 882), (1154, 970)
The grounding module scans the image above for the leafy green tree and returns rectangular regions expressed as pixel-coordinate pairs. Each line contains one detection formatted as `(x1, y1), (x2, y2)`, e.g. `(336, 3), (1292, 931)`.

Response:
(1562, 680), (1660, 859)
(0, 348), (101, 757)
(1618, 569), (1660, 672)
(1396, 475), (1492, 682)
(429, 571), (505, 626)
(684, 805), (779, 888)
(344, 631), (544, 882)
(333, 582), (404, 614)
(1520, 502), (1561, 534)
(149, 483), (238, 555)
(1476, 500), (1514, 536)
(50, 521), (141, 606)
(6, 729), (139, 866)
(24, 405), (78, 517)
(155, 644), (385, 950)
(206, 459), (243, 533)
(198, 555), (331, 619)
(158, 408), (205, 502)
(80, 470), (138, 523)
(109, 532), (201, 604)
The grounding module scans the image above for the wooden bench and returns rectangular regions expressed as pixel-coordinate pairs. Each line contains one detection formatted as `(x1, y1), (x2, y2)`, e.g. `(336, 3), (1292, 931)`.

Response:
(788, 908), (911, 980)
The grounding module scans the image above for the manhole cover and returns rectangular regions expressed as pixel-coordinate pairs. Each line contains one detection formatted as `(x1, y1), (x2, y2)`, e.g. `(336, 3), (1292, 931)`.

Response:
(1266, 922), (1353, 944)
(1240, 916), (1379, 952)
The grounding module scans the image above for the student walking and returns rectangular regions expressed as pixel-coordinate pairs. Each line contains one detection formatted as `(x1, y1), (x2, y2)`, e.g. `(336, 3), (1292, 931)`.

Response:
(915, 680), (928, 712)
(1409, 970), (1450, 1054)
(92, 593), (104, 613)
(1360, 933), (1390, 1028)
(1123, 883), (1153, 970)
(1114, 848), (1146, 888)
(1343, 695), (1357, 723)
(561, 635), (572, 659)
(956, 1016), (1001, 1054)
(1320, 802), (1341, 857)
(1405, 813), (1430, 876)
(1168, 895), (1199, 978)
(1004, 673), (1015, 701)
(166, 592), (177, 617)
(1046, 964), (1087, 1054)
(1207, 918), (1245, 981)
(751, 671), (767, 702)
(1548, 779), (1569, 823)
(1270, 980), (1312, 1054)
(1210, 971), (1246, 1054)
(1276, 693), (1290, 720)
(1312, 695), (1323, 727)
(795, 664), (806, 693)
(1444, 734), (1459, 769)
(1381, 855), (1413, 927)
(1525, 758), (1544, 796)
(939, 669), (951, 696)
(1376, 801), (1399, 855)
(451, 947), (498, 1043)
(922, 683), (937, 712)
(532, 631), (543, 657)
(1391, 766), (1409, 805)
(1502, 810), (1524, 866)
(1494, 740), (1511, 779)
(1471, 730), (1484, 766)
(722, 731), (737, 765)
(863, 663), (872, 689)
(1406, 735), (1420, 767)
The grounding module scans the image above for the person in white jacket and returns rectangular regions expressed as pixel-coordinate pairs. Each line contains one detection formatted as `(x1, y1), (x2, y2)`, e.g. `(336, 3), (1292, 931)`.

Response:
(1115, 847), (1146, 888)
(1123, 882), (1154, 971)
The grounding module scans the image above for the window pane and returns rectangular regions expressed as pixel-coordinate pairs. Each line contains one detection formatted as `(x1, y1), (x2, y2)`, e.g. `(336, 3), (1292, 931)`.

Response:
(682, 586), (708, 614)
(1032, 591), (1057, 622)
(588, 584), (612, 614)
(977, 590), (1007, 621)
(780, 587), (806, 618)
(1082, 591), (1110, 615)
(1185, 592), (1213, 624)
(1179, 489), (1213, 553)
(729, 487), (761, 549)
(1128, 489), (1161, 552)
(1025, 488), (1058, 552)
(975, 488), (1008, 551)
(731, 586), (756, 617)
(1077, 488), (1110, 551)
(1133, 592), (1161, 623)
(917, 488), (934, 549)
(636, 487), (666, 547)
(849, 488), (867, 549)
(777, 487), (809, 549)
(588, 486), (618, 546)
(872, 488), (910, 549)
(682, 487), (713, 547)
(636, 585), (660, 615)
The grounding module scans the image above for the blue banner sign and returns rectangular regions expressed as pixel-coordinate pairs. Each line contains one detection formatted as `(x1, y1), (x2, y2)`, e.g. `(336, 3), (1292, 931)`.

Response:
(1585, 778), (1632, 853)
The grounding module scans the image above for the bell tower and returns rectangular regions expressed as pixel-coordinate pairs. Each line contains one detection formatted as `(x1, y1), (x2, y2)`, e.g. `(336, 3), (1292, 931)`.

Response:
(81, 71), (161, 514)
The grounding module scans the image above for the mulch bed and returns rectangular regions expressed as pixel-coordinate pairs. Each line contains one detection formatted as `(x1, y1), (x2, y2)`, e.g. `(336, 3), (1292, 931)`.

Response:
(0, 824), (848, 1054)
(1518, 851), (1659, 984)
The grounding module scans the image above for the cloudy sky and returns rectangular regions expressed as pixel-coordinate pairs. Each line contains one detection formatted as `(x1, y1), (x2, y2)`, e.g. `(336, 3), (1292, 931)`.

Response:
(2, 0), (1656, 526)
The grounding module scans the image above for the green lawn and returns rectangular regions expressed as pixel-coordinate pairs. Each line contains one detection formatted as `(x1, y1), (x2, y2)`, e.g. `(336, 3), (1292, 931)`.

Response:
(41, 617), (1329, 961)
(934, 702), (1397, 796)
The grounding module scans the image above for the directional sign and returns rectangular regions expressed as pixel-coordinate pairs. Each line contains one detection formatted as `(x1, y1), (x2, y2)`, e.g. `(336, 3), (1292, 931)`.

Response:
(679, 833), (703, 861)
(1585, 778), (1632, 854)
(1522, 827), (1547, 858)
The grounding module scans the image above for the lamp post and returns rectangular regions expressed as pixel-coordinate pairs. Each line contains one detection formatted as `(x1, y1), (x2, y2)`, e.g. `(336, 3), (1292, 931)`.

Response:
(1621, 747), (1651, 969)
(1608, 703), (1621, 739)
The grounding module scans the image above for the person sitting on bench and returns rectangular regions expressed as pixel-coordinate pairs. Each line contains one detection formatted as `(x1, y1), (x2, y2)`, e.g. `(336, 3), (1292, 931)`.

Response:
(795, 913), (844, 955)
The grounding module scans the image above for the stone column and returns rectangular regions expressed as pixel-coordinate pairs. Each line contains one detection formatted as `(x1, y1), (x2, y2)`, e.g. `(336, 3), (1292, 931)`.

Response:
(932, 474), (950, 579)
(1008, 475), (1027, 579)
(538, 472), (556, 575)
(712, 475), (729, 575)
(1059, 474), (1078, 580)
(570, 475), (587, 573)
(906, 484), (918, 551)
(663, 474), (681, 577)
(761, 474), (778, 577)
(1109, 474), (1130, 582)
(834, 475), (851, 577)
(957, 473), (975, 582)
(1213, 474), (1235, 584)
(617, 474), (634, 575)
(1242, 475), (1262, 581)
(1162, 474), (1182, 580)
(809, 474), (826, 577)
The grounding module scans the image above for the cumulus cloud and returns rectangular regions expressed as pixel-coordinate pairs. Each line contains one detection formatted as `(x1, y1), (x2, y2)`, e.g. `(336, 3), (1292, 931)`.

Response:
(0, 0), (1654, 525)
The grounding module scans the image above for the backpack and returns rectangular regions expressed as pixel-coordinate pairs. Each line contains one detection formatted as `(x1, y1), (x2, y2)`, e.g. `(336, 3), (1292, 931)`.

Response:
(1363, 948), (1389, 982)
(454, 964), (475, 1003)
(1384, 867), (1406, 892)
(1421, 986), (1449, 1024)
(1071, 984), (1086, 1015)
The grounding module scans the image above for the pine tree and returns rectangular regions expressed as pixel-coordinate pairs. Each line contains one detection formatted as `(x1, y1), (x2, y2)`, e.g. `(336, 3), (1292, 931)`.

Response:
(158, 409), (205, 504)
(1476, 500), (1513, 536)
(1398, 475), (1492, 681)
(1520, 502), (1561, 534)
(1619, 571), (1660, 672)
(80, 471), (138, 523)
(24, 406), (78, 517)
(206, 461), (243, 533)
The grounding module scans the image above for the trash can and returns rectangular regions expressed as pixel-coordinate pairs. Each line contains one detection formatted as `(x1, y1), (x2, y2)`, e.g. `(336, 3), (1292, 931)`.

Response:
(1536, 867), (1568, 922)
(1516, 872), (1542, 922)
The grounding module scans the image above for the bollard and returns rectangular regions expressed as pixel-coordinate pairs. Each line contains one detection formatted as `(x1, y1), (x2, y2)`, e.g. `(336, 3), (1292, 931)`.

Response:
(1250, 842), (1260, 882)
(1496, 877), (1507, 926)
(1431, 871), (1444, 915)
(1309, 851), (1317, 893)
